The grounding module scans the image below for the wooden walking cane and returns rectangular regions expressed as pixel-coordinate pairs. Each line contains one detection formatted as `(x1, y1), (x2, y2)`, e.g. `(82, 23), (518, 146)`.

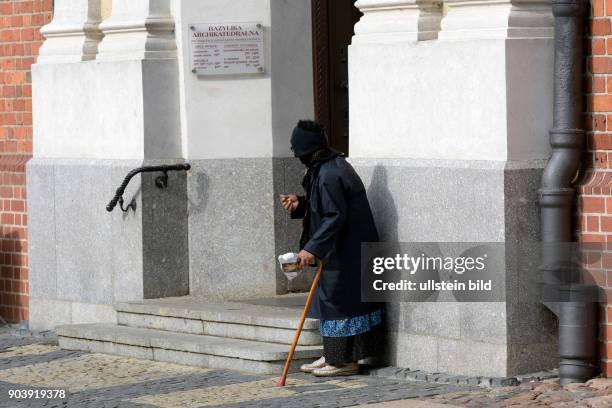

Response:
(278, 259), (323, 387)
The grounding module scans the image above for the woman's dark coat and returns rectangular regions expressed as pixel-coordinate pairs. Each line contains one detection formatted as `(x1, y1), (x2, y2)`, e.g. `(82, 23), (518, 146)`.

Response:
(292, 156), (381, 320)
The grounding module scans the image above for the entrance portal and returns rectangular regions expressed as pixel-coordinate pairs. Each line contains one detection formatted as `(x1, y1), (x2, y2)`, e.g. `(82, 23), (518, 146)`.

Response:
(312, 0), (362, 155)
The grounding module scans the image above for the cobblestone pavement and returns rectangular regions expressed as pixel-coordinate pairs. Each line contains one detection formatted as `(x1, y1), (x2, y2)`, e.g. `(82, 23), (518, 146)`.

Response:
(0, 326), (609, 408)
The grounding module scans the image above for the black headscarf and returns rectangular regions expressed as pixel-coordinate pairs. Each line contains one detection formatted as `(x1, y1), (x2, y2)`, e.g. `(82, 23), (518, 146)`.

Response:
(290, 126), (328, 157)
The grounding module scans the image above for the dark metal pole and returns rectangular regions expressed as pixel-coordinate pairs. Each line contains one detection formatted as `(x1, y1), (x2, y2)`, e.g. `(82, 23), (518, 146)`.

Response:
(540, 0), (597, 385)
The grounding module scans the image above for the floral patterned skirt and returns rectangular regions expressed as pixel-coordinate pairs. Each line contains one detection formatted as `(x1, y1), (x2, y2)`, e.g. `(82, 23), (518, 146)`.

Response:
(320, 309), (385, 365)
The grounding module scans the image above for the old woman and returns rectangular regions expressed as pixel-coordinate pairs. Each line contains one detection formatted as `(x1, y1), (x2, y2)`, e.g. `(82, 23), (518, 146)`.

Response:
(280, 120), (384, 377)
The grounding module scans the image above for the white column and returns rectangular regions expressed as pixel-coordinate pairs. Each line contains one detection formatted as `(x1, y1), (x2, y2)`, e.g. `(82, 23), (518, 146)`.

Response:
(97, 0), (176, 61)
(33, 0), (181, 160)
(439, 0), (553, 40)
(353, 0), (443, 43)
(37, 0), (103, 64)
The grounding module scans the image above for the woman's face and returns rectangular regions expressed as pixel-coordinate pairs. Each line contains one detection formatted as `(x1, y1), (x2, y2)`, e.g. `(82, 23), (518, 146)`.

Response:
(298, 152), (314, 167)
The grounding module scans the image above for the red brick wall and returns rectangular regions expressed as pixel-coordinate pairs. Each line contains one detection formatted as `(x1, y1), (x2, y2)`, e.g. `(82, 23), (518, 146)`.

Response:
(0, 0), (52, 323)
(579, 0), (612, 378)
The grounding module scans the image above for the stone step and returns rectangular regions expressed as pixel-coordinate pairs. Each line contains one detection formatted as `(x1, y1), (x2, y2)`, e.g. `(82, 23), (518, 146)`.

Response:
(57, 324), (323, 375)
(114, 298), (321, 346)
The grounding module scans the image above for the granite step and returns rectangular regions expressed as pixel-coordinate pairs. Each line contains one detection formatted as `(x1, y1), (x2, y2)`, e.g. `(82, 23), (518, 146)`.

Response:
(114, 297), (321, 346)
(57, 323), (323, 375)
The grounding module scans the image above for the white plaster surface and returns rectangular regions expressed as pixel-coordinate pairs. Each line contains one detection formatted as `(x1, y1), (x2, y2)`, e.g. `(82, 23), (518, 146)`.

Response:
(37, 0), (103, 64)
(97, 0), (176, 61)
(354, 0), (443, 43)
(349, 38), (553, 161)
(173, 0), (313, 159)
(32, 60), (181, 160)
(440, 0), (553, 40)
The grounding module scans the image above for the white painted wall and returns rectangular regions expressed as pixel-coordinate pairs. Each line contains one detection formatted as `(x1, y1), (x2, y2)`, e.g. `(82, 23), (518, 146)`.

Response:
(33, 0), (182, 160)
(32, 59), (182, 160)
(33, 61), (145, 159)
(350, 0), (554, 162)
(349, 38), (553, 161)
(174, 0), (314, 160)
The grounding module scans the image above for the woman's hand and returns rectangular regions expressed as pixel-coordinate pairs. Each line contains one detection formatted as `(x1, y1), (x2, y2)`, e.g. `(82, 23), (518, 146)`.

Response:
(297, 249), (316, 268)
(279, 194), (299, 212)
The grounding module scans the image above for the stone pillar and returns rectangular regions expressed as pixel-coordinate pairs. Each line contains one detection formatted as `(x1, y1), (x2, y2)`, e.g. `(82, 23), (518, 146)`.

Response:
(173, 0), (314, 300)
(440, 0), (553, 40)
(37, 0), (103, 64)
(349, 0), (557, 376)
(353, 0), (443, 43)
(29, 0), (188, 331)
(97, 0), (176, 61)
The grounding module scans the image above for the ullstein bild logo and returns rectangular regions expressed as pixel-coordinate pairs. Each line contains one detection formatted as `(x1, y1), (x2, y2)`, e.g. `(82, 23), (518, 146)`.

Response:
(371, 252), (491, 293)
(361, 242), (606, 303)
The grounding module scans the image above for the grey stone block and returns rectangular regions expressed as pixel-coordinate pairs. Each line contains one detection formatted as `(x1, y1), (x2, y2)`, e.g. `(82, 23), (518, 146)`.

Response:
(26, 159), (57, 299)
(491, 377), (519, 387)
(71, 302), (116, 325)
(115, 343), (154, 360)
(115, 297), (319, 330)
(507, 340), (558, 375)
(153, 349), (308, 374)
(29, 298), (72, 331)
(352, 159), (507, 242)
(110, 161), (145, 303)
(437, 338), (507, 377)
(57, 322), (323, 375)
(201, 321), (321, 346)
(402, 302), (461, 339)
(57, 323), (322, 362)
(352, 159), (555, 377)
(28, 158), (192, 330)
(53, 160), (116, 304)
(117, 312), (205, 335)
(187, 159), (277, 300)
(59, 336), (116, 354)
(395, 333), (438, 373)
(117, 305), (321, 345)
(273, 157), (313, 293)
(141, 159), (189, 299)
(459, 302), (507, 345)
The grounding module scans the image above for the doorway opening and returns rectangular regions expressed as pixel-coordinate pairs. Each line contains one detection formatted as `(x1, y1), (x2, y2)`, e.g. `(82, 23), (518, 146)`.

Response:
(311, 0), (362, 156)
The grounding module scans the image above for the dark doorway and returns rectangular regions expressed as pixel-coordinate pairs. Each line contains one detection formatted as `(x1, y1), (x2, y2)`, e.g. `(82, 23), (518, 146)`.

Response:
(312, 0), (362, 156)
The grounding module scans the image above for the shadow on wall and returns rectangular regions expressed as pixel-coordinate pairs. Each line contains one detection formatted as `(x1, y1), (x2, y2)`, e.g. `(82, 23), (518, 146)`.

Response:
(367, 165), (398, 242)
(188, 170), (211, 216)
(0, 230), (27, 323)
(366, 164), (399, 366)
(186, 170), (211, 290)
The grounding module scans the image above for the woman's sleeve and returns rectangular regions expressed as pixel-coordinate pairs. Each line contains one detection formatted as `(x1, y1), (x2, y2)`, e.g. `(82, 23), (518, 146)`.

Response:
(290, 196), (307, 219)
(303, 175), (347, 259)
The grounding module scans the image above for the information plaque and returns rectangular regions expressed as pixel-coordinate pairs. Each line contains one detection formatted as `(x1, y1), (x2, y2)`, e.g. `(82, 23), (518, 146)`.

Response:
(189, 22), (265, 76)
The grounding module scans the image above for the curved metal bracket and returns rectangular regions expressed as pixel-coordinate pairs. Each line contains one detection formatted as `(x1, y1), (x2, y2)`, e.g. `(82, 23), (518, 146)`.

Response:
(118, 197), (137, 213)
(155, 171), (169, 189)
(107, 163), (191, 212)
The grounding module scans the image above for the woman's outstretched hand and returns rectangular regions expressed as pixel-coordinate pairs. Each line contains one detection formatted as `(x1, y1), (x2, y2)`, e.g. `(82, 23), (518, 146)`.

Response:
(279, 194), (299, 212)
(297, 250), (316, 269)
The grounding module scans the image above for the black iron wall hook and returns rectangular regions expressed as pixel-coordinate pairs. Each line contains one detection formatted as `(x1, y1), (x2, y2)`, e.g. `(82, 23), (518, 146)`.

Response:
(107, 163), (191, 213)
(118, 196), (137, 213)
(155, 171), (169, 189)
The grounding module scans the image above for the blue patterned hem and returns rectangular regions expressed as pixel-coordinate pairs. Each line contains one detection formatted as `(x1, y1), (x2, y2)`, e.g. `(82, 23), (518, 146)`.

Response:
(319, 309), (383, 337)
